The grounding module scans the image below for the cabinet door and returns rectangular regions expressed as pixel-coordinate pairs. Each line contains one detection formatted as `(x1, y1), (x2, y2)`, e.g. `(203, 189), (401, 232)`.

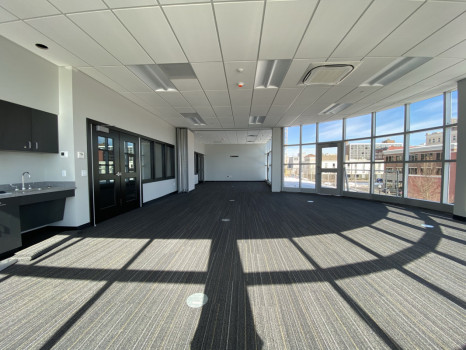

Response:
(0, 99), (32, 151)
(31, 109), (58, 153)
(0, 198), (22, 255)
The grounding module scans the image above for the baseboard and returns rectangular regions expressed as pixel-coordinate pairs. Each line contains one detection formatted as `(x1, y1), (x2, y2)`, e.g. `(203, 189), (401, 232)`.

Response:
(452, 214), (466, 221)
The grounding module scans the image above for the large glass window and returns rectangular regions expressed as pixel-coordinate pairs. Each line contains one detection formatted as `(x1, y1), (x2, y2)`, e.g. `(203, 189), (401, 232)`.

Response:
(376, 106), (404, 135)
(302, 123), (316, 144)
(318, 120), (342, 142)
(283, 145), (300, 188)
(410, 95), (443, 131)
(284, 126), (300, 145)
(283, 91), (457, 205)
(345, 114), (371, 139)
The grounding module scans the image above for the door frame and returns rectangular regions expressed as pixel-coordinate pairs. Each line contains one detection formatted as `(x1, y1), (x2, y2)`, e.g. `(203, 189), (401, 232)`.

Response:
(87, 119), (142, 225)
(316, 142), (343, 195)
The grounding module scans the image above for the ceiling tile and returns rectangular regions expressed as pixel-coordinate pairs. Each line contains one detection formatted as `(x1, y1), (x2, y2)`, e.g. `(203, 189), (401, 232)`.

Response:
(213, 106), (233, 117)
(219, 119), (235, 128)
(337, 57), (397, 87)
(0, 20), (87, 66)
(260, 0), (317, 59)
(296, 0), (371, 59)
(103, 0), (156, 8)
(157, 91), (190, 107)
(273, 88), (303, 106)
(171, 79), (202, 91)
(230, 89), (253, 106)
(0, 7), (17, 22)
(191, 62), (227, 90)
(195, 106), (216, 118)
(181, 90), (210, 107)
(252, 88), (278, 106)
(26, 15), (120, 66)
(0, 0), (59, 19)
(439, 39), (466, 59)
(163, 4), (221, 62)
(369, 2), (466, 57)
(300, 85), (355, 117)
(251, 105), (270, 116)
(175, 107), (196, 113)
(281, 59), (318, 88)
(405, 12), (466, 57)
(224, 61), (257, 90)
(205, 90), (230, 106)
(267, 105), (288, 118)
(68, 10), (153, 64)
(131, 92), (171, 108)
(332, 0), (423, 58)
(337, 86), (382, 104)
(96, 66), (152, 92)
(78, 67), (127, 92)
(48, 0), (107, 13)
(114, 7), (187, 64)
(214, 1), (263, 61)
(159, 0), (207, 4)
(232, 105), (250, 118)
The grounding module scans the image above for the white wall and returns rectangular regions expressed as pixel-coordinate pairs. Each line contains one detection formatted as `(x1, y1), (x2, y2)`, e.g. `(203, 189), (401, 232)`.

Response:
(71, 71), (177, 225)
(205, 144), (266, 181)
(143, 179), (177, 203)
(0, 36), (60, 186)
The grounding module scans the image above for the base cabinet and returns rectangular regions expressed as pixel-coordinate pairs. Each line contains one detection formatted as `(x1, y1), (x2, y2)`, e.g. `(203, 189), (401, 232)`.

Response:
(0, 197), (22, 254)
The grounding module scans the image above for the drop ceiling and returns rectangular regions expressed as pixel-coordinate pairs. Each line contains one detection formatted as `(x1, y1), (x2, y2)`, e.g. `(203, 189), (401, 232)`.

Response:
(0, 0), (465, 145)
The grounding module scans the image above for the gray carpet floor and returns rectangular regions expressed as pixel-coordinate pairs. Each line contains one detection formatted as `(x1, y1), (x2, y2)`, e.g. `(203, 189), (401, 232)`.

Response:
(0, 182), (465, 349)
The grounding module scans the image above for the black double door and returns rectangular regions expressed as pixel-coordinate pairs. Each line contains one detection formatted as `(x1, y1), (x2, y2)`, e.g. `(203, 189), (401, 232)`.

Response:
(92, 127), (139, 223)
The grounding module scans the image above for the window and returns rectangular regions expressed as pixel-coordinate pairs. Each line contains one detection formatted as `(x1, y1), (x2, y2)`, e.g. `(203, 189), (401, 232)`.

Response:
(141, 139), (153, 181)
(141, 139), (175, 182)
(155, 142), (164, 179)
(345, 114), (371, 139)
(302, 124), (316, 144)
(410, 95), (443, 131)
(165, 145), (175, 178)
(284, 126), (300, 145)
(318, 120), (342, 142)
(376, 106), (404, 135)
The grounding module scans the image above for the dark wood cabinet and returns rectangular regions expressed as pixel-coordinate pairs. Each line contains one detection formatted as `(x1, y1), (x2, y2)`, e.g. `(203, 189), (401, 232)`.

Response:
(0, 99), (58, 153)
(31, 109), (59, 153)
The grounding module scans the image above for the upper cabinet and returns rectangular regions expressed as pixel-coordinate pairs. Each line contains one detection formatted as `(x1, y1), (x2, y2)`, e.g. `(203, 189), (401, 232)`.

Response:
(0, 99), (58, 153)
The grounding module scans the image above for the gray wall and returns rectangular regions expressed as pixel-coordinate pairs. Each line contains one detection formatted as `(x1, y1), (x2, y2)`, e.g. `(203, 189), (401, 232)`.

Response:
(205, 144), (266, 181)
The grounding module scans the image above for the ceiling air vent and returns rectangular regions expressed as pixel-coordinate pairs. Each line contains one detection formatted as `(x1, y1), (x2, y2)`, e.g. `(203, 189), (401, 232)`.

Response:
(301, 63), (354, 85)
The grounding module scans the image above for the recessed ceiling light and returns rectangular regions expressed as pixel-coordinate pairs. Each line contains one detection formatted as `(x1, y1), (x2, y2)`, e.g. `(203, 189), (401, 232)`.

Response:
(35, 43), (48, 50)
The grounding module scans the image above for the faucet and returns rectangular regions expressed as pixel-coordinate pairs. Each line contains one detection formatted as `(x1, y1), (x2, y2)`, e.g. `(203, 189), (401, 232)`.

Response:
(22, 171), (31, 190)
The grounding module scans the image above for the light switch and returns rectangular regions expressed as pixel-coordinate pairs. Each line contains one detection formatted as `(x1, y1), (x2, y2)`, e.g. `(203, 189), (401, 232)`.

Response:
(61, 170), (66, 177)
(81, 170), (87, 177)
(77, 152), (85, 159)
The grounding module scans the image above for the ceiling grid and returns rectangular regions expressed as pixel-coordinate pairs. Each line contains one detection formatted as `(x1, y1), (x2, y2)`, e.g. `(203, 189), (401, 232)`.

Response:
(0, 0), (464, 144)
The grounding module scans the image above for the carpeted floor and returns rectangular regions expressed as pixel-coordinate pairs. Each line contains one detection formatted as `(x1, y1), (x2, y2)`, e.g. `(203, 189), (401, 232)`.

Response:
(0, 182), (465, 349)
